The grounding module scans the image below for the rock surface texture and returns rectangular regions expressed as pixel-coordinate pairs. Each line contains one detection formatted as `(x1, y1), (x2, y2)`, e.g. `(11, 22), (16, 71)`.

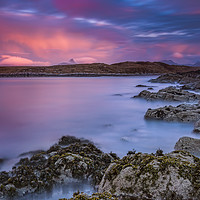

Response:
(134, 86), (200, 102)
(0, 136), (117, 199)
(194, 119), (200, 133)
(145, 103), (200, 122)
(175, 137), (200, 156)
(98, 151), (200, 200)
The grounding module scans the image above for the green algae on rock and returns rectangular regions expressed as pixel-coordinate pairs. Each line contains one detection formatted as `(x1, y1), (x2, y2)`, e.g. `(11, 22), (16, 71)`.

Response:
(98, 151), (200, 200)
(0, 136), (117, 199)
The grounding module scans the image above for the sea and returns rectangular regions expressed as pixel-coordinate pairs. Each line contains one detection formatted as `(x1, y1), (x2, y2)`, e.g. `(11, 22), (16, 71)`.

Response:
(0, 76), (199, 199)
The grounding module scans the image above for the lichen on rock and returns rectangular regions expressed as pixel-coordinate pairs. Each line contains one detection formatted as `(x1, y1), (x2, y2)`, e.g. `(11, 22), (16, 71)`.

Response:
(98, 151), (200, 200)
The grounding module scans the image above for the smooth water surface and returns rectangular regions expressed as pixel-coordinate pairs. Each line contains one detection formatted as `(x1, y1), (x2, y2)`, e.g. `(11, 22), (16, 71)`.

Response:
(0, 76), (199, 199)
(0, 77), (198, 158)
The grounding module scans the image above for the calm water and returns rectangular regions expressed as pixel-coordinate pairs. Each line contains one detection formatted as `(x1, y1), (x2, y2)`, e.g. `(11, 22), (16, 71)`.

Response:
(0, 76), (199, 199)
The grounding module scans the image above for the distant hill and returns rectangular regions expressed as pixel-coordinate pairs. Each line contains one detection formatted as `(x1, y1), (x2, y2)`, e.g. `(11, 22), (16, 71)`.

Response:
(0, 61), (200, 77)
(193, 61), (200, 67)
(58, 58), (76, 65)
(160, 60), (179, 65)
(161, 60), (200, 67)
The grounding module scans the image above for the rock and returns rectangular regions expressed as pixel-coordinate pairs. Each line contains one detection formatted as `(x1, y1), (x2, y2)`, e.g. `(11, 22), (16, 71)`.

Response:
(18, 150), (45, 157)
(145, 103), (200, 122)
(194, 119), (200, 133)
(58, 135), (91, 146)
(134, 86), (200, 102)
(59, 192), (118, 200)
(174, 137), (200, 156)
(98, 151), (200, 200)
(149, 70), (200, 91)
(0, 136), (118, 199)
(136, 84), (150, 87)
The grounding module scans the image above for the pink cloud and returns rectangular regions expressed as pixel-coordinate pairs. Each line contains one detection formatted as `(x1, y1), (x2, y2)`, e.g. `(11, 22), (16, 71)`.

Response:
(173, 52), (183, 58)
(0, 55), (50, 66)
(75, 57), (97, 64)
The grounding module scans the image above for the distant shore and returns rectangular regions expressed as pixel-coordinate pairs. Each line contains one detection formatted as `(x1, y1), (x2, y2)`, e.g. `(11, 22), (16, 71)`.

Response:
(0, 61), (199, 78)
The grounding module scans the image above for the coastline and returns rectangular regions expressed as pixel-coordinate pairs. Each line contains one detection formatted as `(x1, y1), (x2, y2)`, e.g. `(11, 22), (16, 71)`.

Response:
(0, 61), (199, 78)
(1, 70), (200, 199)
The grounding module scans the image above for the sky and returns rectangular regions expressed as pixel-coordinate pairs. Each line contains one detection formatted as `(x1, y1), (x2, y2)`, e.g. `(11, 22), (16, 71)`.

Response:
(0, 0), (200, 66)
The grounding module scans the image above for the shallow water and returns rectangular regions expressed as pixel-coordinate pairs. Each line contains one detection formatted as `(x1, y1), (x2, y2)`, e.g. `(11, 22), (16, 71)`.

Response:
(0, 76), (199, 199)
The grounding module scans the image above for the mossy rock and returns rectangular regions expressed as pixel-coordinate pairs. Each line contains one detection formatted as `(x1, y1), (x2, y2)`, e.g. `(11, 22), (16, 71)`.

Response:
(99, 151), (200, 200)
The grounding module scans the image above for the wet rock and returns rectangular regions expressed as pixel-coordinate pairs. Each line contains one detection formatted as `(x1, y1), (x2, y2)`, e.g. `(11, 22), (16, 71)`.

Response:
(58, 136), (81, 146)
(145, 103), (200, 122)
(149, 70), (200, 91)
(134, 86), (200, 102)
(136, 84), (151, 87)
(19, 150), (45, 158)
(194, 119), (200, 133)
(58, 135), (91, 146)
(174, 137), (200, 156)
(98, 151), (200, 200)
(59, 192), (118, 200)
(0, 136), (118, 199)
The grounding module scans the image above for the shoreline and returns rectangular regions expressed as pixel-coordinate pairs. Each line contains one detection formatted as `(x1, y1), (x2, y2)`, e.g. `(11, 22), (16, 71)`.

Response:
(0, 73), (161, 78)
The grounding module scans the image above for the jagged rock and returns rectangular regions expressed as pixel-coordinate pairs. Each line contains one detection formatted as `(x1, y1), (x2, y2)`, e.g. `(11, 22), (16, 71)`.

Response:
(149, 70), (200, 91)
(174, 137), (200, 156)
(134, 86), (200, 102)
(145, 104), (200, 122)
(98, 151), (200, 200)
(194, 119), (200, 133)
(0, 136), (117, 199)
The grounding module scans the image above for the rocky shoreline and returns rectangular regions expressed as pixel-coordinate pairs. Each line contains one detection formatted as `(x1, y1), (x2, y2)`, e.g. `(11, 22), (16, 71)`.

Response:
(1, 69), (200, 200)
(0, 136), (118, 199)
(2, 135), (200, 200)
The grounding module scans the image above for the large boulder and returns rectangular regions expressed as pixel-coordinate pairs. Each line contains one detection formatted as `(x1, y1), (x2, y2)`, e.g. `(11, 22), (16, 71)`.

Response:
(175, 137), (200, 156)
(0, 136), (118, 199)
(145, 103), (200, 122)
(98, 151), (200, 200)
(134, 86), (200, 102)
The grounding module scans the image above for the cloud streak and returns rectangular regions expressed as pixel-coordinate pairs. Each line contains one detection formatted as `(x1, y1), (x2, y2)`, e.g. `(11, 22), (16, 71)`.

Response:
(0, 0), (200, 65)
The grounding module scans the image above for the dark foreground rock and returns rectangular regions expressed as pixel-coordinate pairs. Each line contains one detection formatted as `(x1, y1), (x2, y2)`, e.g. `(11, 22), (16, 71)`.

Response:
(98, 151), (200, 200)
(134, 86), (200, 102)
(0, 136), (117, 199)
(149, 70), (200, 91)
(145, 103), (200, 122)
(175, 137), (200, 156)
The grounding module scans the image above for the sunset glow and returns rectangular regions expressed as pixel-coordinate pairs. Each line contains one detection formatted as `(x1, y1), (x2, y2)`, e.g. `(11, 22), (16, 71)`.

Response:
(0, 0), (200, 65)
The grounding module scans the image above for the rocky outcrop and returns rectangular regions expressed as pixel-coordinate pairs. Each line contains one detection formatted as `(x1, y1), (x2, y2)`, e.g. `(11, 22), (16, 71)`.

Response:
(59, 192), (118, 200)
(98, 151), (200, 200)
(0, 136), (117, 199)
(145, 103), (200, 122)
(134, 86), (200, 102)
(175, 137), (200, 156)
(149, 70), (200, 91)
(194, 119), (200, 133)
